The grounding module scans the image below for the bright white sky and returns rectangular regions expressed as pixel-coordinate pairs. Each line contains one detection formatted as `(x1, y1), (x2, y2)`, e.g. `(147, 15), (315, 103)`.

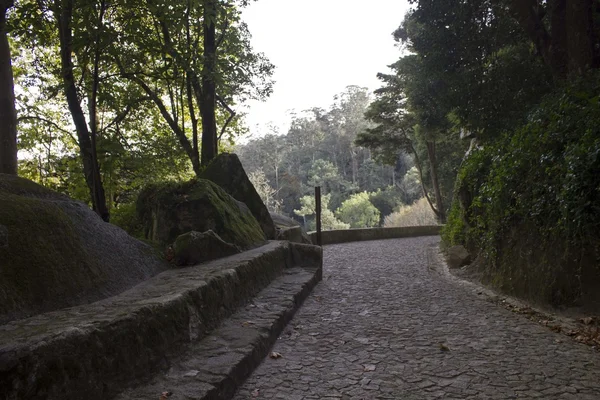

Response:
(240, 0), (411, 136)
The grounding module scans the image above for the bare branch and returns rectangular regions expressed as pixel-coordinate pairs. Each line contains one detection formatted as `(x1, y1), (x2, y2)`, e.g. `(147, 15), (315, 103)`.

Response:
(216, 94), (235, 142)
(17, 115), (77, 144)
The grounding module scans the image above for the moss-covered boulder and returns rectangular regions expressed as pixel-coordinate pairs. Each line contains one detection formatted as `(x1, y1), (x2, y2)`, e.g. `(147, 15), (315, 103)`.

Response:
(445, 245), (471, 269)
(200, 153), (276, 239)
(172, 230), (240, 266)
(137, 178), (267, 249)
(0, 174), (168, 324)
(270, 212), (312, 244)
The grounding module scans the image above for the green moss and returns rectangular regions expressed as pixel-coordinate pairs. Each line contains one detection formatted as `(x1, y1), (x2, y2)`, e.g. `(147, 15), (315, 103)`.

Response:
(0, 192), (96, 320)
(111, 202), (145, 238)
(137, 178), (266, 248)
(0, 173), (67, 198)
(441, 201), (465, 246)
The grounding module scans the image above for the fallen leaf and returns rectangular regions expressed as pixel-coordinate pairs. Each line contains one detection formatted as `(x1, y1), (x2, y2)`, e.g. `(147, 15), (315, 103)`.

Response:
(439, 343), (450, 352)
(269, 351), (282, 359)
(242, 320), (255, 327)
(159, 392), (172, 400)
(363, 364), (376, 372)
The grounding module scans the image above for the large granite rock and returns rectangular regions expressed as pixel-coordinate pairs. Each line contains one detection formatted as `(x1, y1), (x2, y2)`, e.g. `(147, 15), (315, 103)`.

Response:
(172, 230), (240, 266)
(201, 153), (276, 239)
(270, 212), (312, 244)
(137, 178), (266, 249)
(0, 174), (168, 324)
(446, 245), (472, 269)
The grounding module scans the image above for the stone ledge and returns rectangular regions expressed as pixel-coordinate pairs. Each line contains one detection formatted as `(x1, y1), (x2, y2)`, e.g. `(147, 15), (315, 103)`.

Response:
(308, 225), (442, 245)
(115, 264), (321, 400)
(0, 241), (322, 400)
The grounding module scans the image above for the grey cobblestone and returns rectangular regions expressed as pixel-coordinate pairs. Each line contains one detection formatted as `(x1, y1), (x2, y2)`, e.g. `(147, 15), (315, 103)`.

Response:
(234, 237), (600, 399)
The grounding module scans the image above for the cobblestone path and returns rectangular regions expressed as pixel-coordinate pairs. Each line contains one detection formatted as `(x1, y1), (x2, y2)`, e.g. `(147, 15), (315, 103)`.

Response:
(233, 237), (600, 399)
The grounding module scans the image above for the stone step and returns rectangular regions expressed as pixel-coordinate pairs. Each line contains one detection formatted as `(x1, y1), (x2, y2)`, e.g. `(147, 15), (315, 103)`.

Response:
(0, 241), (322, 400)
(114, 264), (321, 400)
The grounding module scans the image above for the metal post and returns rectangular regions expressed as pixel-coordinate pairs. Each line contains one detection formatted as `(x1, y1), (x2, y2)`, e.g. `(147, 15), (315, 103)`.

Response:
(315, 186), (322, 247)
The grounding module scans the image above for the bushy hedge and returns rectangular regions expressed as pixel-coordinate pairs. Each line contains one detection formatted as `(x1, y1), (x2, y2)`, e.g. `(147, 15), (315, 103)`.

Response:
(443, 74), (600, 306)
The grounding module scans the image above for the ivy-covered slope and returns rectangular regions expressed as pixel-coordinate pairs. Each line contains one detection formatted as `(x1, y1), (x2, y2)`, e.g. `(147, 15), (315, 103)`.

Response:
(443, 75), (600, 310)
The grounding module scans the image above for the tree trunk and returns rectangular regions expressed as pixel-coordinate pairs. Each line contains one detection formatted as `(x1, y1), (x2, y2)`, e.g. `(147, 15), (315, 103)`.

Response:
(55, 0), (109, 221)
(508, 0), (594, 78)
(566, 0), (594, 74)
(549, 0), (569, 78)
(408, 141), (441, 220)
(426, 141), (446, 224)
(0, 1), (17, 175)
(508, 0), (553, 73)
(200, 0), (217, 166)
(351, 150), (357, 185)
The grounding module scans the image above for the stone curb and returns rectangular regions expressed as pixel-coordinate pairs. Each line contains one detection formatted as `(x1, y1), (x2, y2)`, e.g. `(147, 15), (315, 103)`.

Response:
(0, 241), (322, 400)
(308, 225), (442, 245)
(115, 263), (322, 400)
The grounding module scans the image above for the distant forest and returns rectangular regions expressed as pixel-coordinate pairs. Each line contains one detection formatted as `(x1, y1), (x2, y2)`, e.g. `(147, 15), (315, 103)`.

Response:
(236, 86), (440, 230)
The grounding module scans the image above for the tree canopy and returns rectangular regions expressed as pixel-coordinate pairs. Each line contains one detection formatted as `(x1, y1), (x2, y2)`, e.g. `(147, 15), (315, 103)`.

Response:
(7, 0), (273, 221)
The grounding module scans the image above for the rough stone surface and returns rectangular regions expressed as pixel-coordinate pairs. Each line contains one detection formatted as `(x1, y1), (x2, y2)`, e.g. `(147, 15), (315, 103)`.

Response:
(0, 241), (322, 400)
(0, 224), (7, 248)
(201, 153), (276, 240)
(172, 230), (240, 266)
(0, 174), (167, 324)
(308, 225), (441, 245)
(445, 245), (471, 269)
(115, 263), (322, 400)
(270, 213), (302, 229)
(271, 213), (312, 244)
(234, 237), (600, 399)
(137, 178), (266, 248)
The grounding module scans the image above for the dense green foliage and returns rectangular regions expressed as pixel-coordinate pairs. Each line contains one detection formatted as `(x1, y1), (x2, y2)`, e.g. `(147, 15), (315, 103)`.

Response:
(9, 0), (273, 221)
(360, 0), (600, 307)
(335, 192), (380, 229)
(443, 77), (600, 304)
(293, 194), (349, 231)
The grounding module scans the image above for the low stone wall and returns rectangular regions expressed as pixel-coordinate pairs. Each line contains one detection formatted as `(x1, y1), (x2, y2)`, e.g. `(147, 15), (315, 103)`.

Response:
(308, 225), (442, 245)
(0, 241), (322, 400)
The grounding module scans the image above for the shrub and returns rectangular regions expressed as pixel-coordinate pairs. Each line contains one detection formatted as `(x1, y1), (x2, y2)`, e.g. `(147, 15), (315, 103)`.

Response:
(294, 193), (350, 231)
(336, 192), (380, 228)
(110, 202), (144, 238)
(369, 187), (404, 225)
(384, 197), (438, 227)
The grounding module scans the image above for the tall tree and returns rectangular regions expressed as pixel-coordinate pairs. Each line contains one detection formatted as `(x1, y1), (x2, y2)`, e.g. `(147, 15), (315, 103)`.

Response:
(506, 0), (598, 77)
(200, 0), (217, 166)
(0, 0), (17, 175)
(11, 0), (272, 213)
(53, 0), (109, 220)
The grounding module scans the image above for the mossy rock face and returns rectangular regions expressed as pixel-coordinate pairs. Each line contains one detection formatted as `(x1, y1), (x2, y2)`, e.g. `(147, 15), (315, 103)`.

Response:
(0, 174), (168, 324)
(172, 230), (240, 266)
(200, 153), (276, 239)
(270, 212), (312, 244)
(137, 178), (267, 249)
